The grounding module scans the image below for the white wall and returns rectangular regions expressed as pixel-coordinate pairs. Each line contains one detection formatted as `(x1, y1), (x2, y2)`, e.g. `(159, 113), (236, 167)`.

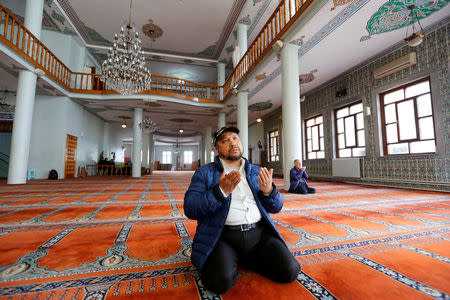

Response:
(40, 30), (89, 73)
(64, 99), (104, 168)
(28, 96), (105, 179)
(248, 122), (264, 164)
(248, 122), (264, 149)
(109, 122), (134, 163)
(29, 96), (67, 179)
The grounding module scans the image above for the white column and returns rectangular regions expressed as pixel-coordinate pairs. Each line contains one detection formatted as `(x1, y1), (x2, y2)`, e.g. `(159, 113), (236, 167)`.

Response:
(218, 112), (226, 129)
(148, 133), (154, 171)
(237, 23), (248, 60)
(103, 122), (110, 158)
(205, 126), (212, 163)
(132, 108), (143, 177)
(7, 0), (44, 184)
(237, 91), (249, 159)
(281, 43), (301, 189)
(200, 135), (205, 166)
(217, 62), (225, 100)
(142, 132), (149, 168)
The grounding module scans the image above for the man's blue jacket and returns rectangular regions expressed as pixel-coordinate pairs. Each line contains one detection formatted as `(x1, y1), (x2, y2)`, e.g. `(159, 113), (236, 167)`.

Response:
(184, 156), (286, 271)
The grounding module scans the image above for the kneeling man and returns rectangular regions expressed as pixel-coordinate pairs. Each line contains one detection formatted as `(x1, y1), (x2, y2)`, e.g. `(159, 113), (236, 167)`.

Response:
(288, 159), (316, 194)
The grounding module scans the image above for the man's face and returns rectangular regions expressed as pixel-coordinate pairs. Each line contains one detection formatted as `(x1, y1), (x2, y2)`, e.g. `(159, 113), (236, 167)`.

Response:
(294, 160), (301, 169)
(215, 131), (243, 161)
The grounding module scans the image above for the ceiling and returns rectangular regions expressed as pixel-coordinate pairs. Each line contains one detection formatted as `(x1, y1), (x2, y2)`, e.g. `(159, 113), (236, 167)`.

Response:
(0, 0), (448, 144)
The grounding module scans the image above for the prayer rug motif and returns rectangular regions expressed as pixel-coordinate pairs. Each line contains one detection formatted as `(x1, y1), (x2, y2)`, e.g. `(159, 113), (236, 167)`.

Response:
(0, 173), (448, 299)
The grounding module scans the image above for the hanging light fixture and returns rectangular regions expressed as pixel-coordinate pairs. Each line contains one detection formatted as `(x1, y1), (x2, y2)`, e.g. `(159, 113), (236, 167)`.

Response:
(101, 0), (151, 95)
(119, 116), (130, 128)
(404, 5), (425, 47)
(139, 117), (157, 132)
(256, 117), (262, 123)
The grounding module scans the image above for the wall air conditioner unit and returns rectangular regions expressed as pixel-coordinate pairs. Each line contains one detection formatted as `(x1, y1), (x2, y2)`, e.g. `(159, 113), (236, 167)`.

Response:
(373, 52), (416, 79)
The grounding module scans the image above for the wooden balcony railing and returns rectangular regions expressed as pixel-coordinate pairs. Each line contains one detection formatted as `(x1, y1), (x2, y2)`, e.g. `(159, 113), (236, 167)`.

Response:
(0, 4), (222, 103)
(0, 0), (314, 103)
(223, 0), (314, 98)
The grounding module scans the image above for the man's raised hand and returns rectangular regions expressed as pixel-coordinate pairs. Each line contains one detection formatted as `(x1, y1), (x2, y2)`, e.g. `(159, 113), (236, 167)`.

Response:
(219, 170), (241, 196)
(258, 167), (273, 194)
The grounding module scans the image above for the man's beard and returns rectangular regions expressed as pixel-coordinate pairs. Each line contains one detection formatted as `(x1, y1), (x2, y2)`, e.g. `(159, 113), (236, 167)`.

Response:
(219, 148), (242, 161)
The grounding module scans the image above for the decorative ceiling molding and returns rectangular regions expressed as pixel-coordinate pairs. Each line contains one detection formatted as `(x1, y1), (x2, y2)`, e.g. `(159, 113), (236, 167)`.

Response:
(331, 0), (352, 11)
(248, 101), (272, 111)
(255, 73), (267, 81)
(54, 0), (245, 60)
(361, 0), (448, 42)
(212, 0), (246, 58)
(142, 19), (163, 42)
(299, 70), (318, 84)
(250, 0), (371, 100)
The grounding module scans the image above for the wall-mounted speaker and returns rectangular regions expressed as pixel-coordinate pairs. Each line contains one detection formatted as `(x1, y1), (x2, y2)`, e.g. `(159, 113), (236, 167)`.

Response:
(336, 88), (347, 98)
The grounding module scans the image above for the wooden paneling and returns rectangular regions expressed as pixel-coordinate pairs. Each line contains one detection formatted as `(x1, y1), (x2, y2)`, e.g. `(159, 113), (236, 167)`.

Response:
(64, 134), (77, 179)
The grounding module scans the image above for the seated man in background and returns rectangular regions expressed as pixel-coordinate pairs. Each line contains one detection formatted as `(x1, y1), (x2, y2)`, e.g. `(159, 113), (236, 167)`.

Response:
(288, 159), (316, 194)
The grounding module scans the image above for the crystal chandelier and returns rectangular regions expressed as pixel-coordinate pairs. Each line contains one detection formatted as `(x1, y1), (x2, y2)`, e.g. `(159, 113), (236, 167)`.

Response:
(101, 0), (151, 95)
(139, 117), (157, 132)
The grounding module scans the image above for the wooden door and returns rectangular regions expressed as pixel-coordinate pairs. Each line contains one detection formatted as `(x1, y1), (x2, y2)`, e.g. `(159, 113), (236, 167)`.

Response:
(64, 134), (77, 179)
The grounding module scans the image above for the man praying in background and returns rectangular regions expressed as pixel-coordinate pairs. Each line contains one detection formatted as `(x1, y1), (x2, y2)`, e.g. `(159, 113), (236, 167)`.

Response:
(288, 159), (316, 194)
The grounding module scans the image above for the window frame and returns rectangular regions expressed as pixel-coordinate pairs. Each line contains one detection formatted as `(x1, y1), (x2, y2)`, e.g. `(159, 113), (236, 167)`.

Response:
(183, 150), (193, 164)
(268, 129), (279, 162)
(305, 114), (325, 160)
(334, 101), (366, 158)
(379, 77), (436, 156)
(162, 151), (172, 164)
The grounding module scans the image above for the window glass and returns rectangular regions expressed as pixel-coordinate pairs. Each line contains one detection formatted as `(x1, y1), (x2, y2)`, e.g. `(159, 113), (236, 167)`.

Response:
(410, 140), (436, 153)
(405, 81), (430, 98)
(384, 89), (404, 104)
(386, 123), (398, 143)
(381, 78), (435, 155)
(269, 130), (279, 162)
(352, 147), (366, 157)
(419, 117), (435, 139)
(336, 107), (349, 118)
(335, 102), (364, 158)
(350, 103), (363, 114)
(384, 104), (397, 123)
(388, 143), (409, 155)
(306, 119), (315, 127)
(397, 100), (416, 140)
(356, 113), (364, 130)
(417, 94), (432, 117)
(338, 134), (345, 149)
(344, 116), (356, 147)
(184, 151), (193, 164)
(312, 126), (319, 150)
(337, 119), (344, 133)
(162, 151), (171, 164)
(339, 149), (352, 157)
(305, 115), (324, 160)
(357, 130), (365, 147)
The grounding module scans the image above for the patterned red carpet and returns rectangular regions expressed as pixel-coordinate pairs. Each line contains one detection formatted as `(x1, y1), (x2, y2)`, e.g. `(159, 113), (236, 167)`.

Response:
(0, 171), (449, 299)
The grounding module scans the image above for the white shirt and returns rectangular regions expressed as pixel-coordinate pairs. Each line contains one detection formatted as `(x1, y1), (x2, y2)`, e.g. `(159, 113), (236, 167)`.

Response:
(220, 158), (262, 225)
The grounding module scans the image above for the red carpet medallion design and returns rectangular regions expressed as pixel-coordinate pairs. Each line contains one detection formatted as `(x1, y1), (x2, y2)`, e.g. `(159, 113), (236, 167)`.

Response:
(0, 171), (448, 299)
